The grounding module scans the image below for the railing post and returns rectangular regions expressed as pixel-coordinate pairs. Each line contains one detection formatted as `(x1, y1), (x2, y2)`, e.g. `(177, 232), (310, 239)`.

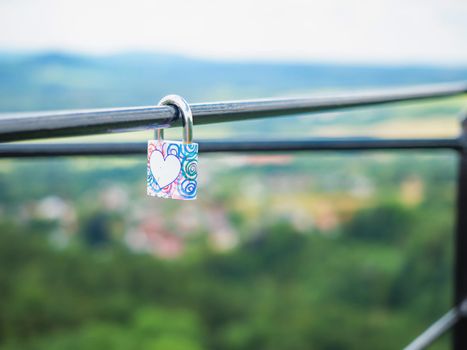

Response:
(454, 117), (467, 349)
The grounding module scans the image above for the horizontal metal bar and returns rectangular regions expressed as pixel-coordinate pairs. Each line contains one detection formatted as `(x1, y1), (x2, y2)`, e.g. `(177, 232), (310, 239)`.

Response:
(0, 82), (465, 143)
(0, 138), (460, 158)
(404, 300), (467, 350)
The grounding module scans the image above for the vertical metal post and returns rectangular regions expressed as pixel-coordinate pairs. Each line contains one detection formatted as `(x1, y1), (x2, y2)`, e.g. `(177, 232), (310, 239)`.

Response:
(454, 117), (467, 349)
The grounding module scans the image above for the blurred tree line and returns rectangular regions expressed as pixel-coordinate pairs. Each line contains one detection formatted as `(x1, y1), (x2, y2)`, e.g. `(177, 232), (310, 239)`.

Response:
(0, 199), (452, 350)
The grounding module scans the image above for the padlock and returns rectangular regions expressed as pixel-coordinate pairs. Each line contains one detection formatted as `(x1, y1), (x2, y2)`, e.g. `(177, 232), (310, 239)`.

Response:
(147, 95), (198, 200)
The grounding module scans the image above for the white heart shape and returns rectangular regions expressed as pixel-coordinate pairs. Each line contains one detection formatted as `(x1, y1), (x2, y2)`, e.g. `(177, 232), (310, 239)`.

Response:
(149, 150), (181, 188)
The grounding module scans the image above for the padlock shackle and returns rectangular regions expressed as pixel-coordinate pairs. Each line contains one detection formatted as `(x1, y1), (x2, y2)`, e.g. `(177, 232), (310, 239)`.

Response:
(157, 95), (193, 144)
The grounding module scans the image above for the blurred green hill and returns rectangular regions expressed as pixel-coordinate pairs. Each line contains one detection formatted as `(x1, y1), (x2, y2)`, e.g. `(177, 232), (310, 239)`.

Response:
(1, 51), (466, 111)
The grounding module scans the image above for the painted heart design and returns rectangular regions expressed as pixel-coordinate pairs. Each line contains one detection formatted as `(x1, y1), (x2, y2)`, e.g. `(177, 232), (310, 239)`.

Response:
(149, 150), (181, 188)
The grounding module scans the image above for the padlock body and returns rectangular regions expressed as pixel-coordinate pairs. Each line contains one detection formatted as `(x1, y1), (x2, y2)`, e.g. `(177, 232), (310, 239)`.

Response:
(147, 140), (198, 200)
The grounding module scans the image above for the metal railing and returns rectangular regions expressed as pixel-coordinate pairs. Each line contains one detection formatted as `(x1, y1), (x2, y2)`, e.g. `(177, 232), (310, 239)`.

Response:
(0, 138), (462, 157)
(1, 82), (467, 350)
(0, 82), (466, 142)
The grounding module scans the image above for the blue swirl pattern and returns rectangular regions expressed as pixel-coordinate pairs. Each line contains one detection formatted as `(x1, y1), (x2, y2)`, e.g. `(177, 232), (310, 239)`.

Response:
(147, 140), (198, 200)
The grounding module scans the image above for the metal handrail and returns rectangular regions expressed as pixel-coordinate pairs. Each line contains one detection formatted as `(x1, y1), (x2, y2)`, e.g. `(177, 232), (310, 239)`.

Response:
(0, 82), (465, 142)
(0, 137), (461, 157)
(404, 300), (467, 350)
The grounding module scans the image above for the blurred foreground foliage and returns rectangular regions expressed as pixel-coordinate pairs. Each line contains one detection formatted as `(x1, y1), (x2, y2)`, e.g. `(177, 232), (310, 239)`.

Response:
(0, 153), (457, 349)
(0, 202), (452, 350)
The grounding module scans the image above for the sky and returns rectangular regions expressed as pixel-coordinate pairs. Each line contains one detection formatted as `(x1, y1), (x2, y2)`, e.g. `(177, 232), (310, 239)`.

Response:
(0, 0), (466, 65)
